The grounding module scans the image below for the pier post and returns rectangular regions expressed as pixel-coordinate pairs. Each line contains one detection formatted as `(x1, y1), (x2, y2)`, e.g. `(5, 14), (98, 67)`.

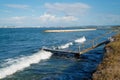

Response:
(92, 40), (94, 47)
(78, 46), (80, 52)
(82, 43), (84, 50)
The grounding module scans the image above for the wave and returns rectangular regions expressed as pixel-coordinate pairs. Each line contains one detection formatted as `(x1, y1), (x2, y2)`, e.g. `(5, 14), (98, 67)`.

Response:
(57, 42), (73, 49)
(74, 36), (86, 43)
(51, 37), (86, 50)
(0, 50), (52, 79)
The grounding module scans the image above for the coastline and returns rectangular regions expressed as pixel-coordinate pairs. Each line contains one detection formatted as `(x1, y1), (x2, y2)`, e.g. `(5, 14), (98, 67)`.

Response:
(92, 34), (120, 80)
(44, 28), (96, 32)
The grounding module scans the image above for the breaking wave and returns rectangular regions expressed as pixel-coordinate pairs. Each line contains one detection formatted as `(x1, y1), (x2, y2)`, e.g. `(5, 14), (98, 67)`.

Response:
(51, 36), (87, 50)
(57, 42), (73, 49)
(0, 50), (52, 79)
(74, 36), (86, 43)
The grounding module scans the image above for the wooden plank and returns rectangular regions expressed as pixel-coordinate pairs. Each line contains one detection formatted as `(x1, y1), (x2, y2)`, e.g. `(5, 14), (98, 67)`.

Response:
(42, 48), (78, 54)
(42, 48), (80, 58)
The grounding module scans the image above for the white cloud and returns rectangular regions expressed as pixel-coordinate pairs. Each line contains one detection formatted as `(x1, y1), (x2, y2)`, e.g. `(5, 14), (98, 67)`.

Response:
(5, 4), (30, 9)
(37, 13), (78, 26)
(1, 13), (120, 27)
(10, 16), (26, 21)
(0, 2), (91, 27)
(45, 3), (91, 16)
(0, 16), (26, 25)
(0, 14), (78, 27)
(38, 13), (78, 22)
(0, 16), (27, 24)
(39, 13), (56, 22)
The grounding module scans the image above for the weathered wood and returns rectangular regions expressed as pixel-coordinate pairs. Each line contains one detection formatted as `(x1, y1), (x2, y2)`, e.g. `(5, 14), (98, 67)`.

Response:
(80, 40), (110, 54)
(42, 48), (78, 54)
(42, 48), (80, 58)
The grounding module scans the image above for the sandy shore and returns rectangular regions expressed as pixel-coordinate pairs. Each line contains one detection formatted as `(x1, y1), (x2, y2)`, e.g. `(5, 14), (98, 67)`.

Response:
(44, 28), (96, 32)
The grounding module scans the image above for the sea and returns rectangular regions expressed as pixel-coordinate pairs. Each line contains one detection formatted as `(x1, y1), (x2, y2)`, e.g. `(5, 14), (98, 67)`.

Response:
(0, 27), (115, 80)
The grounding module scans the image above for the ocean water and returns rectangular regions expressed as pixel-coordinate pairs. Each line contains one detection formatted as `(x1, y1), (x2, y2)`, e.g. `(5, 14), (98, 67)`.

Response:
(0, 28), (114, 80)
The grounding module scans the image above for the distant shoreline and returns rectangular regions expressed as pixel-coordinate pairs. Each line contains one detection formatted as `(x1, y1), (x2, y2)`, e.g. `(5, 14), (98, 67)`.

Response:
(44, 28), (96, 32)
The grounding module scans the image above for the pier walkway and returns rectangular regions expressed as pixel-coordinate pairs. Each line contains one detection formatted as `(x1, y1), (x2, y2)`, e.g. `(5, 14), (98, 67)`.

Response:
(43, 31), (113, 58)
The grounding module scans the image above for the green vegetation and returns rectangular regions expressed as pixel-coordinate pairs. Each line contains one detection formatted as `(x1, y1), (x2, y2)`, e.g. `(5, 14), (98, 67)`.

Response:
(93, 34), (120, 80)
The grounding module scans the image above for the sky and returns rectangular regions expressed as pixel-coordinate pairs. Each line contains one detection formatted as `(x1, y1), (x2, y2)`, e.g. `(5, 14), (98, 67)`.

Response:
(0, 0), (120, 27)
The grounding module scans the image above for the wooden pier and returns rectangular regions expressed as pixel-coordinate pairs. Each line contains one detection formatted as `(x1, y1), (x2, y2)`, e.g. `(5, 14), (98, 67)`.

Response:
(42, 40), (110, 58)
(42, 31), (113, 59)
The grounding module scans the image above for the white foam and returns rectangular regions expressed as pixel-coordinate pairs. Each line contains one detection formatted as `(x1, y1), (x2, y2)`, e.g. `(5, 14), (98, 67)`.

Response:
(75, 36), (86, 43)
(57, 42), (73, 49)
(0, 50), (52, 79)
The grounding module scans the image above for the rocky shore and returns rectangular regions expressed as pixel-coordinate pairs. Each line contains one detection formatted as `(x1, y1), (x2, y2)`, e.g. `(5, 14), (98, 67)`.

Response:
(92, 34), (120, 80)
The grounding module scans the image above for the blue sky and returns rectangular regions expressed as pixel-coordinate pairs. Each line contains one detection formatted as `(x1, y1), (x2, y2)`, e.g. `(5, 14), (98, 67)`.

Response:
(0, 0), (120, 27)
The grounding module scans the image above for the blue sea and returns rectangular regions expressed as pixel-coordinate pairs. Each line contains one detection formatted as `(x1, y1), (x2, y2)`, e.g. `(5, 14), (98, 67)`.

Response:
(0, 28), (115, 80)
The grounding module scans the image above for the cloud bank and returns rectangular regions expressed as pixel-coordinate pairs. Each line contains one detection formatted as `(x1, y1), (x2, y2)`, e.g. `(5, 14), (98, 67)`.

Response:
(0, 2), (119, 27)
(45, 3), (91, 16)
(5, 4), (30, 9)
